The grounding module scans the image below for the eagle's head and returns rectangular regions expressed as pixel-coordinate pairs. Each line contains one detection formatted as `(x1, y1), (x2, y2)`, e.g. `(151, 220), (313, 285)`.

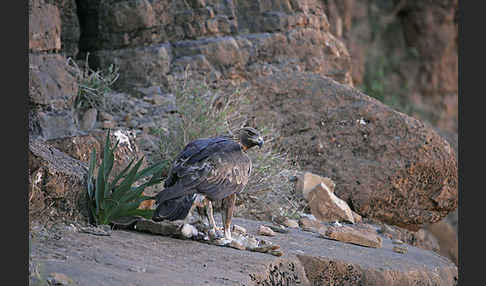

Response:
(237, 127), (264, 151)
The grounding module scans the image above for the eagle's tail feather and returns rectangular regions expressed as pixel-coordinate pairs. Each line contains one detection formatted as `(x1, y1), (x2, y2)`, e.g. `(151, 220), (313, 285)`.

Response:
(152, 194), (196, 221)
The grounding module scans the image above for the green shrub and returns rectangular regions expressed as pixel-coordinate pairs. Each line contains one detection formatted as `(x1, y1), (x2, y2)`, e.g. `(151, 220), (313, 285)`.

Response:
(86, 130), (167, 225)
(152, 80), (247, 174)
(67, 53), (119, 112)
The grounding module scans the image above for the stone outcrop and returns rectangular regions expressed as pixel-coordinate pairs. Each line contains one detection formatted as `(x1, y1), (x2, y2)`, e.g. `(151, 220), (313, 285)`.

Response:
(29, 217), (458, 285)
(245, 71), (457, 231)
(323, 10), (459, 251)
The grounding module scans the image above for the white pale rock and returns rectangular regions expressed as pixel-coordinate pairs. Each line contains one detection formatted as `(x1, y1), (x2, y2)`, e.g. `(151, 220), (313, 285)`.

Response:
(308, 182), (355, 224)
(258, 225), (276, 237)
(281, 218), (299, 228)
(295, 172), (336, 200)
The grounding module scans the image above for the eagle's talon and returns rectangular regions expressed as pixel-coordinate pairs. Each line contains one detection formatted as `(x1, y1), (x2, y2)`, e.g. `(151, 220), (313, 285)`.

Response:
(208, 228), (224, 240)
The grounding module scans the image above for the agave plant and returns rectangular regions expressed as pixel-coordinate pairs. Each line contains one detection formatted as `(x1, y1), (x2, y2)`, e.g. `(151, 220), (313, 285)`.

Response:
(86, 130), (167, 225)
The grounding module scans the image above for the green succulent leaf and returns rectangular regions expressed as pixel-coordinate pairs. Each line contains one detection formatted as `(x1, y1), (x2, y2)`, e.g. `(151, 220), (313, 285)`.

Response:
(87, 149), (97, 199)
(123, 208), (155, 219)
(95, 160), (105, 212)
(111, 157), (145, 202)
(102, 130), (115, 180)
(87, 130), (164, 225)
(110, 158), (136, 191)
(105, 197), (151, 221)
(120, 184), (150, 204)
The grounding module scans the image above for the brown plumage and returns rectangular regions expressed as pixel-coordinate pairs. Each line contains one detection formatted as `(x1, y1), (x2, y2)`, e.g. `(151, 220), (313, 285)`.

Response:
(152, 127), (264, 241)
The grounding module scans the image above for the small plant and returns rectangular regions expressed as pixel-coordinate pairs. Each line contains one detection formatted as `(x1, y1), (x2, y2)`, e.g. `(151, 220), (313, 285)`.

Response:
(361, 52), (388, 103)
(86, 130), (167, 225)
(67, 53), (119, 112)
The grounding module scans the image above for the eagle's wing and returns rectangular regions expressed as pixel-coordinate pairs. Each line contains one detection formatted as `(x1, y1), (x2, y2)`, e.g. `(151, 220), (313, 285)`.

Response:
(154, 137), (252, 204)
(163, 137), (229, 189)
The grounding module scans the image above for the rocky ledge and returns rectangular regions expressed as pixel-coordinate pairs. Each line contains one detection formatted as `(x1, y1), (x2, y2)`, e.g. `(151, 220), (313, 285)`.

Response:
(30, 217), (457, 286)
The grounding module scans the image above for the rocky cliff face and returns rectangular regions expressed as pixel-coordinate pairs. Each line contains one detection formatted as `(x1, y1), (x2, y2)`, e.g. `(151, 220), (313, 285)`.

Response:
(322, 0), (458, 136)
(29, 0), (80, 140)
(76, 0), (353, 91)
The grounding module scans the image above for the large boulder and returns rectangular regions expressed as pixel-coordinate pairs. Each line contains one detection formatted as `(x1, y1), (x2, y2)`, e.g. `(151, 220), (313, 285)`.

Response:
(246, 71), (457, 231)
(28, 138), (89, 224)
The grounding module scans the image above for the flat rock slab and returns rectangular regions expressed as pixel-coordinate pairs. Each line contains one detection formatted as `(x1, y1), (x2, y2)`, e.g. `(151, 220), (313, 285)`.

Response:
(323, 225), (382, 248)
(30, 218), (457, 286)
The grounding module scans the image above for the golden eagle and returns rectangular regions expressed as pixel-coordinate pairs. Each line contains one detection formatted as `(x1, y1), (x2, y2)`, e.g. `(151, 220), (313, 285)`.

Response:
(152, 127), (264, 242)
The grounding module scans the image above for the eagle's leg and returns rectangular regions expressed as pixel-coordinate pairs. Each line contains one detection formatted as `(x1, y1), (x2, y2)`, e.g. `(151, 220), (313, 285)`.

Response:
(221, 193), (236, 241)
(195, 197), (223, 239)
(205, 199), (217, 231)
